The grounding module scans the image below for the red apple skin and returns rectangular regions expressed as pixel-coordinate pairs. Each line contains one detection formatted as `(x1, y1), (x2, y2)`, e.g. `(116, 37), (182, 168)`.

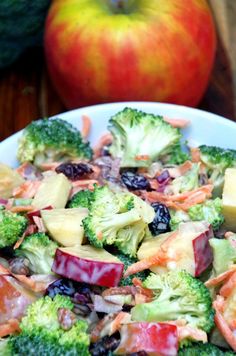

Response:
(44, 0), (216, 108)
(0, 275), (36, 324)
(115, 322), (178, 356)
(193, 225), (213, 277)
(52, 248), (124, 287)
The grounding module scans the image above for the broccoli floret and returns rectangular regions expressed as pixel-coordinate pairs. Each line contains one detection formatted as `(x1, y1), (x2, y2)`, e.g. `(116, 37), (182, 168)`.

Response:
(17, 118), (92, 166)
(15, 233), (58, 274)
(209, 237), (236, 277)
(83, 186), (154, 257)
(117, 253), (148, 286)
(0, 210), (28, 248)
(131, 270), (215, 333)
(170, 209), (190, 230)
(188, 198), (224, 230)
(68, 189), (93, 208)
(170, 198), (224, 231)
(0, 338), (13, 356)
(108, 107), (181, 167)
(178, 342), (235, 355)
(10, 295), (90, 356)
(163, 141), (190, 165)
(171, 163), (200, 194)
(199, 145), (236, 196)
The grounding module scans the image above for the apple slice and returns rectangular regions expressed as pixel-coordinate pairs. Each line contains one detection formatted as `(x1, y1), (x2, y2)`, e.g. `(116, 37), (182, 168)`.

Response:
(0, 275), (36, 324)
(41, 208), (88, 246)
(32, 173), (71, 209)
(137, 221), (213, 277)
(114, 322), (178, 356)
(52, 245), (124, 287)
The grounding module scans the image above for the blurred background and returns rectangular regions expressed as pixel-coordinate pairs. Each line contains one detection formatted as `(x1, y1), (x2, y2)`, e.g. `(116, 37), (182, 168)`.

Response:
(0, 0), (235, 141)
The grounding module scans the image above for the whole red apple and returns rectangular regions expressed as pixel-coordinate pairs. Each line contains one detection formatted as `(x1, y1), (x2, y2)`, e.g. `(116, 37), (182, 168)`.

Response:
(44, 0), (216, 108)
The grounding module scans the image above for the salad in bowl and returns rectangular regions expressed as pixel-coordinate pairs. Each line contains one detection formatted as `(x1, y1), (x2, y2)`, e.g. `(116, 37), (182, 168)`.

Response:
(0, 103), (236, 355)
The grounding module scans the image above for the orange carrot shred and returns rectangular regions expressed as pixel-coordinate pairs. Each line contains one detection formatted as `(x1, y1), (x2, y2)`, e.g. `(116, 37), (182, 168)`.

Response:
(205, 265), (236, 288)
(135, 155), (150, 161)
(81, 115), (92, 139)
(191, 147), (201, 163)
(0, 319), (21, 337)
(163, 117), (190, 128)
(93, 133), (113, 158)
(220, 271), (236, 298)
(214, 301), (236, 351)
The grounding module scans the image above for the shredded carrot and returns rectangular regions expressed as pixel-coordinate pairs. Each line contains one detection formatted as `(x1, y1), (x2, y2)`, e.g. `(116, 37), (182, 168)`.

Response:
(93, 133), (113, 158)
(81, 115), (92, 139)
(12, 274), (47, 293)
(191, 147), (201, 163)
(205, 266), (236, 288)
(39, 162), (60, 171)
(132, 277), (153, 300)
(135, 155), (150, 161)
(13, 224), (37, 249)
(10, 205), (35, 213)
(124, 249), (168, 278)
(143, 184), (213, 210)
(97, 231), (103, 240)
(0, 319), (21, 337)
(163, 117), (190, 128)
(220, 271), (236, 298)
(72, 179), (98, 188)
(214, 301), (236, 351)
(148, 179), (159, 190)
(110, 312), (130, 335)
(12, 180), (41, 199)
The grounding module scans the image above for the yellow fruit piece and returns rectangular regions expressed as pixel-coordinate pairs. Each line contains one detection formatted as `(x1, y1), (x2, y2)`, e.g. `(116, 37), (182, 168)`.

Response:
(32, 173), (71, 209)
(0, 163), (24, 198)
(222, 168), (236, 232)
(41, 208), (88, 246)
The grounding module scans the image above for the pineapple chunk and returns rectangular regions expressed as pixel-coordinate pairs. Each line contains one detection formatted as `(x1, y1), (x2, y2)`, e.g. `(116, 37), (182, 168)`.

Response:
(32, 173), (71, 209)
(41, 208), (88, 246)
(222, 168), (236, 232)
(0, 163), (24, 198)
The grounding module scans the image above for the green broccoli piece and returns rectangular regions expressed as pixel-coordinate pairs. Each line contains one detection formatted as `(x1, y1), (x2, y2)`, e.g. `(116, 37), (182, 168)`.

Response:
(15, 233), (58, 274)
(83, 185), (154, 257)
(108, 107), (181, 167)
(0, 210), (28, 248)
(170, 209), (191, 230)
(178, 342), (235, 355)
(10, 295), (90, 356)
(171, 163), (200, 194)
(68, 189), (93, 208)
(117, 253), (148, 286)
(0, 338), (13, 356)
(17, 118), (92, 166)
(170, 198), (224, 231)
(199, 145), (236, 196)
(131, 270), (215, 333)
(209, 237), (236, 277)
(188, 198), (224, 230)
(163, 141), (190, 165)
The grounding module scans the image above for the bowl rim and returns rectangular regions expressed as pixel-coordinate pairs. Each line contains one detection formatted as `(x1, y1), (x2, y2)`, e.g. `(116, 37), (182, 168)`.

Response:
(1, 101), (235, 148)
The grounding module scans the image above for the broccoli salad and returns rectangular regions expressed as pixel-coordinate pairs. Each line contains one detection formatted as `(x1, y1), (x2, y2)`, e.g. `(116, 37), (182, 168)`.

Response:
(0, 107), (236, 355)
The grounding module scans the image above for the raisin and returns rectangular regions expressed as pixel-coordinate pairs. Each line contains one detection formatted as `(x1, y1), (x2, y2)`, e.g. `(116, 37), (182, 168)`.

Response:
(148, 203), (171, 235)
(90, 335), (120, 356)
(56, 162), (93, 180)
(121, 172), (150, 190)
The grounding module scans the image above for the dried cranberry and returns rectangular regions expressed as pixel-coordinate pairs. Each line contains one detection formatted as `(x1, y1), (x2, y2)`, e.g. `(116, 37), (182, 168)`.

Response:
(46, 278), (76, 298)
(121, 172), (150, 190)
(56, 162), (93, 180)
(90, 334), (120, 356)
(148, 203), (171, 235)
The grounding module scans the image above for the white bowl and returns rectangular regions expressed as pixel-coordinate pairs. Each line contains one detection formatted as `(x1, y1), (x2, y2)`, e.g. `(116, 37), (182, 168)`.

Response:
(1, 101), (236, 168)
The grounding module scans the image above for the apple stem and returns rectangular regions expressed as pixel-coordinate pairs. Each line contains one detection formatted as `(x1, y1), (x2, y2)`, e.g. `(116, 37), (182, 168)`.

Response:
(108, 0), (135, 14)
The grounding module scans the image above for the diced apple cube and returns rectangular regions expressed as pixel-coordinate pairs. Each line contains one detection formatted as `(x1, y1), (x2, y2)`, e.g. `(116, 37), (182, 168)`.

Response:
(41, 208), (88, 246)
(0, 163), (24, 199)
(0, 275), (36, 324)
(52, 245), (124, 287)
(32, 173), (71, 209)
(222, 168), (236, 232)
(138, 221), (213, 277)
